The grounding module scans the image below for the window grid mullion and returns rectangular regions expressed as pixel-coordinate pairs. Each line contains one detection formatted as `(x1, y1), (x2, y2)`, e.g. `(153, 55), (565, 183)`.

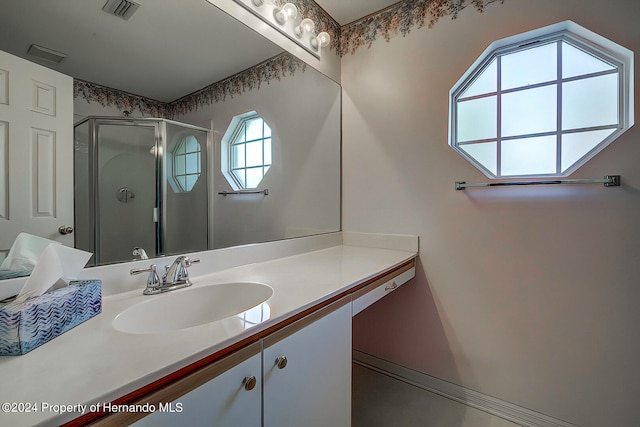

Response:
(262, 120), (266, 178)
(496, 55), (502, 177)
(556, 40), (563, 174)
(243, 123), (248, 186)
(457, 69), (618, 104)
(459, 124), (619, 146)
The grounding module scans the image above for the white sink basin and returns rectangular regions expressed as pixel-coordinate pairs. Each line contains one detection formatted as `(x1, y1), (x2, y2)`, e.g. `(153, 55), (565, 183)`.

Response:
(113, 282), (273, 334)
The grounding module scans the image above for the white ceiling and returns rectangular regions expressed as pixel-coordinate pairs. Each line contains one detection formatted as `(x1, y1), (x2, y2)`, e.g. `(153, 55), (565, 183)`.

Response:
(0, 0), (282, 102)
(315, 0), (400, 25)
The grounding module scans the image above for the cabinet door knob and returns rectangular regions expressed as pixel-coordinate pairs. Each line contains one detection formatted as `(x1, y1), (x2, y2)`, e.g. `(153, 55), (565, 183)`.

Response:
(243, 375), (257, 391)
(276, 356), (288, 369)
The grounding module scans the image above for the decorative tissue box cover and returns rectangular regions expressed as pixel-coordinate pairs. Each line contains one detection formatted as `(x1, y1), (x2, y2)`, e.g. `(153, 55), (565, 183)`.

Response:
(0, 280), (102, 355)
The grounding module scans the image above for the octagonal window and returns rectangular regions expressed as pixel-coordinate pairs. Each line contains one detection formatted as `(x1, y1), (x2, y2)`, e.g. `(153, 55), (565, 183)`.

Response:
(170, 134), (201, 192)
(449, 21), (634, 178)
(222, 112), (272, 190)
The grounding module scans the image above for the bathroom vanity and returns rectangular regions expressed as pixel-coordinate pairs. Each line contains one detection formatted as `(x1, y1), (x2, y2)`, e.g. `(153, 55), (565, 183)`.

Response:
(0, 234), (417, 426)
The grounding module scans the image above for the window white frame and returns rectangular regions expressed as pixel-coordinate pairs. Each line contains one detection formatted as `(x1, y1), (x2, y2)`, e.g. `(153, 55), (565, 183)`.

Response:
(168, 134), (202, 193)
(221, 111), (272, 190)
(449, 21), (634, 178)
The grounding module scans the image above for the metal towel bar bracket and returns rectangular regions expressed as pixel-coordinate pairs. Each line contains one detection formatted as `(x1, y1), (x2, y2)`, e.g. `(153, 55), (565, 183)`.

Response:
(455, 175), (620, 191)
(218, 189), (269, 196)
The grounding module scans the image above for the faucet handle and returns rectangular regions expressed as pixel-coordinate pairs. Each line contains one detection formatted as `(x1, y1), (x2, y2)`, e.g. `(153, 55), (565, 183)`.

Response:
(130, 264), (161, 288)
(184, 257), (200, 267)
(178, 257), (200, 281)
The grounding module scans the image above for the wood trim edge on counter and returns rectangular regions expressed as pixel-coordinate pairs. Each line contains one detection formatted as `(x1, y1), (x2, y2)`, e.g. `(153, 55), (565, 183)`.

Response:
(263, 296), (351, 348)
(68, 257), (416, 426)
(88, 342), (261, 426)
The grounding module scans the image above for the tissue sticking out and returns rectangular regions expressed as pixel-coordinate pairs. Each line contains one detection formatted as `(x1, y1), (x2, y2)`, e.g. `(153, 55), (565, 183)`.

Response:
(1, 234), (93, 302)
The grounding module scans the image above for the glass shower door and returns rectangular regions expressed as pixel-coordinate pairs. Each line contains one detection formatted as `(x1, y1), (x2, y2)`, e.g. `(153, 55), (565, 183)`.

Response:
(163, 121), (209, 255)
(96, 121), (158, 264)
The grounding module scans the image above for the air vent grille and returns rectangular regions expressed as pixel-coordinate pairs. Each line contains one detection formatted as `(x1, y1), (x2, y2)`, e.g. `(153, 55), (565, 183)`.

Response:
(27, 44), (67, 64)
(102, 0), (141, 20)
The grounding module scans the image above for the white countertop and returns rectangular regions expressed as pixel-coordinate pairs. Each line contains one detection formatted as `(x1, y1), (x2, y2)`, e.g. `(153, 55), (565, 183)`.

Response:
(0, 244), (416, 426)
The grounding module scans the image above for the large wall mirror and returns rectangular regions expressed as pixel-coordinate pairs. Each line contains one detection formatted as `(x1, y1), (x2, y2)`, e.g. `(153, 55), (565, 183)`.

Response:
(0, 0), (341, 280)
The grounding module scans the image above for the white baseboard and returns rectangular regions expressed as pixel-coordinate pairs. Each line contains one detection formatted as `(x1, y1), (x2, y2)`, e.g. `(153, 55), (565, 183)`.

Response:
(353, 350), (578, 427)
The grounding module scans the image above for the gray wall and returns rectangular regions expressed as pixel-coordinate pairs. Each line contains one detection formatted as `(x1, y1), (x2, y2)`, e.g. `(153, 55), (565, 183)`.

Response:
(343, 1), (640, 426)
(177, 68), (341, 249)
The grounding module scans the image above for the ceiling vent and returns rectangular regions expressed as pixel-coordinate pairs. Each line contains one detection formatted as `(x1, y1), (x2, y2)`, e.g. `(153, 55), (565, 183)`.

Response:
(102, 0), (141, 20)
(27, 44), (67, 64)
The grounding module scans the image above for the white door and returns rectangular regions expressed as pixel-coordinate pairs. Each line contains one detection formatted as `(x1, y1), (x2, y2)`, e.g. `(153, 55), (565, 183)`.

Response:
(134, 349), (262, 427)
(0, 50), (74, 259)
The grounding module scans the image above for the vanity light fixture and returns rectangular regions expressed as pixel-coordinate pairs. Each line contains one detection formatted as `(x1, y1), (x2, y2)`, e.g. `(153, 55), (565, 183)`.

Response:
(311, 31), (330, 50)
(274, 2), (297, 24)
(225, 0), (330, 58)
(295, 18), (315, 37)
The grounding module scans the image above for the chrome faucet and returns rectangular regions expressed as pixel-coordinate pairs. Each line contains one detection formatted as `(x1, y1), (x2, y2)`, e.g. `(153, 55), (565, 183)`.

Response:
(163, 256), (200, 287)
(130, 256), (200, 295)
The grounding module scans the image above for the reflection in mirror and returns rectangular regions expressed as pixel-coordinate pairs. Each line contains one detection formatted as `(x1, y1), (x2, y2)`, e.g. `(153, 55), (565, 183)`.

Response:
(0, 0), (341, 279)
(74, 118), (210, 266)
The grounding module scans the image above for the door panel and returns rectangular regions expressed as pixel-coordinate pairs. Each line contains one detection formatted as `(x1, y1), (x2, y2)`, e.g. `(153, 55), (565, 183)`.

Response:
(263, 302), (352, 427)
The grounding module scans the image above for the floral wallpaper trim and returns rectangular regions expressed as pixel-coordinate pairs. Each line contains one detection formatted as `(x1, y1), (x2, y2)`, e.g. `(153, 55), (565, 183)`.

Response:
(73, 53), (306, 118)
(73, 80), (170, 117)
(170, 52), (306, 117)
(274, 0), (341, 52)
(340, 0), (504, 56)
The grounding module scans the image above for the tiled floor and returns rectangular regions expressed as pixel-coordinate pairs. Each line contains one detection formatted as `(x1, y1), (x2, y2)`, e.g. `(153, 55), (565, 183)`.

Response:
(352, 364), (522, 427)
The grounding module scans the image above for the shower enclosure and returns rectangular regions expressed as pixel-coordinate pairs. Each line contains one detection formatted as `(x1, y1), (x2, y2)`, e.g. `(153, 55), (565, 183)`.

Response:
(73, 117), (209, 265)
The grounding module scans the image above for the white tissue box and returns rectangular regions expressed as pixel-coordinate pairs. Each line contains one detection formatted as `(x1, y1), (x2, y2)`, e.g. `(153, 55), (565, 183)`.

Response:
(0, 280), (102, 355)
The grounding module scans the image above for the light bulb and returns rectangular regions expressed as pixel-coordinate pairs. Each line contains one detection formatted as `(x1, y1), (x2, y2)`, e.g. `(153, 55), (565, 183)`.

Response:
(274, 2), (297, 24)
(282, 3), (297, 19)
(311, 31), (331, 50)
(295, 18), (315, 37)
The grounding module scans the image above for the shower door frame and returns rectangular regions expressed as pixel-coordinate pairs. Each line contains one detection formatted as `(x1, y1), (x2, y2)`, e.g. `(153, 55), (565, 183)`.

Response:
(76, 117), (210, 265)
(88, 118), (161, 265)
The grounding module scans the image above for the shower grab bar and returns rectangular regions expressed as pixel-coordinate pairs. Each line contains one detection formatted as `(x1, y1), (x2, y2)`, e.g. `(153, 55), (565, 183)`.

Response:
(218, 189), (269, 196)
(455, 175), (620, 190)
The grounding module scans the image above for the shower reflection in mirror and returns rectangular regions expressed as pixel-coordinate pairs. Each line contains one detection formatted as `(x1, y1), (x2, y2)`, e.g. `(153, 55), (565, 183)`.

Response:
(74, 117), (209, 266)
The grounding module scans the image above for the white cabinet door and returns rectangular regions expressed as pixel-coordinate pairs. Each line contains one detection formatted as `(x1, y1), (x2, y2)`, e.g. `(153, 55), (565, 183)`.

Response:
(134, 346), (261, 427)
(0, 50), (74, 256)
(263, 300), (352, 427)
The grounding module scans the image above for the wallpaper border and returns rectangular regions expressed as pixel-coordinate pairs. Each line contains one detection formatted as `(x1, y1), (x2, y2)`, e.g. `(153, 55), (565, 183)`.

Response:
(170, 52), (306, 117)
(73, 53), (306, 119)
(340, 0), (504, 56)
